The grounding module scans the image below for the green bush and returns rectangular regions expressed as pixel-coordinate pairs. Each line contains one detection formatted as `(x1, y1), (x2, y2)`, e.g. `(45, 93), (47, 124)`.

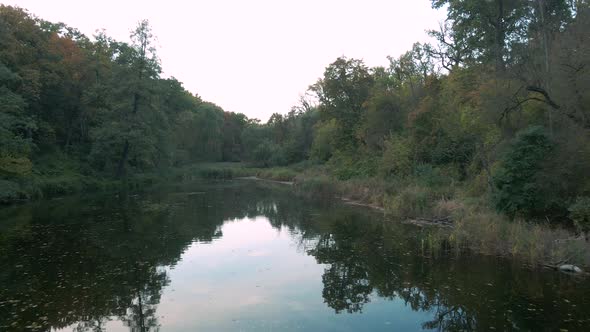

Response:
(310, 120), (338, 162)
(0, 179), (21, 203)
(35, 175), (85, 197)
(256, 168), (297, 182)
(384, 185), (433, 219)
(493, 126), (553, 219)
(380, 135), (413, 177)
(569, 197), (590, 239)
(413, 164), (455, 187)
(327, 150), (378, 180)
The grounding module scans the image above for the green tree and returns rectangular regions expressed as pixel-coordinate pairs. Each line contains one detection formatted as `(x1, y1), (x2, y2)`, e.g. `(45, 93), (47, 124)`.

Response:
(493, 126), (554, 219)
(432, 0), (531, 72)
(310, 57), (373, 150)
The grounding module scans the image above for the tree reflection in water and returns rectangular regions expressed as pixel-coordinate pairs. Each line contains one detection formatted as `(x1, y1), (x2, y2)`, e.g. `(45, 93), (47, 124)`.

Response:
(0, 181), (588, 331)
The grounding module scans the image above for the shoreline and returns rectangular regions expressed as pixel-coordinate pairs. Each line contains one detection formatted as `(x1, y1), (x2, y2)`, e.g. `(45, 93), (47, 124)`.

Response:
(3, 164), (589, 271)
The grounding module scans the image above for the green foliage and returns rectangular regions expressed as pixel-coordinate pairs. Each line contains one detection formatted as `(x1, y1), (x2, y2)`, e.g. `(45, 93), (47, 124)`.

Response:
(385, 185), (434, 219)
(493, 126), (554, 219)
(569, 197), (590, 237)
(173, 100), (225, 165)
(413, 164), (457, 188)
(380, 135), (413, 177)
(311, 57), (374, 149)
(256, 168), (297, 182)
(359, 92), (403, 150)
(431, 0), (532, 69)
(327, 150), (378, 180)
(0, 179), (21, 203)
(0, 157), (32, 175)
(252, 140), (285, 167)
(311, 119), (338, 162)
(1, 1), (588, 224)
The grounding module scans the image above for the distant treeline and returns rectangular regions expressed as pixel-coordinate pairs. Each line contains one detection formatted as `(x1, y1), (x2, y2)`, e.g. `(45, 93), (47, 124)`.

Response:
(0, 5), (317, 201)
(1, 2), (590, 226)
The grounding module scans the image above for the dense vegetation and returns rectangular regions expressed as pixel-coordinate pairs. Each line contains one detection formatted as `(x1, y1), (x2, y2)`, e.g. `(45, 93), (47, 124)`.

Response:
(1, 2), (590, 237)
(0, 5), (306, 201)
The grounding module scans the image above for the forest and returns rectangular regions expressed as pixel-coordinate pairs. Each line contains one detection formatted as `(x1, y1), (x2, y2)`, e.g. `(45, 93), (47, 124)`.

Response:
(1, 1), (589, 240)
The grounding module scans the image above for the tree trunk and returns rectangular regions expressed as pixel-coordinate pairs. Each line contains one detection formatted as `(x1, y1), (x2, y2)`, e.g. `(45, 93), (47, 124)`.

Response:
(494, 0), (506, 73)
(117, 91), (140, 177)
(537, 0), (554, 136)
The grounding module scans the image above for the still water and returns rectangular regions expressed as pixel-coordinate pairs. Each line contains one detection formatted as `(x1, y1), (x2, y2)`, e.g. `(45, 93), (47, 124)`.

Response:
(0, 181), (589, 331)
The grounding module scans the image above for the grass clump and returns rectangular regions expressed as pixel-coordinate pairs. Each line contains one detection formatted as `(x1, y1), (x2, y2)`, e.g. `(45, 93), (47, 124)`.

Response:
(256, 168), (297, 182)
(293, 175), (339, 202)
(423, 197), (590, 267)
(385, 185), (434, 219)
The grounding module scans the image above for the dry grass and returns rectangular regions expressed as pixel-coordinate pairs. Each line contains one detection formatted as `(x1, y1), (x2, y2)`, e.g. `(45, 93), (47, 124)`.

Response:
(434, 201), (590, 267)
(433, 198), (465, 218)
(283, 167), (590, 268)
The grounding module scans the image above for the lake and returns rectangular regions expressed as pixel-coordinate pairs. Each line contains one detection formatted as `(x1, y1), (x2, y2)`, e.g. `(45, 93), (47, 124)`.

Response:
(0, 181), (589, 331)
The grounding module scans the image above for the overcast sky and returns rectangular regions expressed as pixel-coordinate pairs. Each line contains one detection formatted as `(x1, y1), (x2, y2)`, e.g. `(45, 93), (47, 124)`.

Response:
(2, 0), (445, 121)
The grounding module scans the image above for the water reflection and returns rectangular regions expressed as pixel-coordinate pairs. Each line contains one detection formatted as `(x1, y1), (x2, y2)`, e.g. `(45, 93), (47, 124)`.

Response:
(0, 181), (588, 331)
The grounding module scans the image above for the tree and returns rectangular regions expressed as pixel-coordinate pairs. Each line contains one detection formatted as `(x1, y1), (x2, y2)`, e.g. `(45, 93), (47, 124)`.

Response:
(569, 197), (590, 240)
(493, 126), (554, 219)
(311, 120), (339, 162)
(115, 20), (161, 177)
(222, 112), (248, 161)
(310, 57), (373, 150)
(428, 20), (470, 71)
(358, 91), (403, 151)
(432, 0), (530, 72)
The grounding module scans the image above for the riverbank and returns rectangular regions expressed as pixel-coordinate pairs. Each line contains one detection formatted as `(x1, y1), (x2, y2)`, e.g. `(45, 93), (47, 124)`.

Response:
(248, 165), (590, 270)
(0, 162), (296, 204)
(2, 161), (588, 270)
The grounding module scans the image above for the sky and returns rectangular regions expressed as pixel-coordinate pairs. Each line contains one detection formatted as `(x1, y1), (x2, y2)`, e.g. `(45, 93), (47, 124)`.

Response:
(2, 0), (446, 121)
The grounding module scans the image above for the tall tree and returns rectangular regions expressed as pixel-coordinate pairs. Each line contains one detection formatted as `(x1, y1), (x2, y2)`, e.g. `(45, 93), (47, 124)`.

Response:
(310, 57), (373, 150)
(116, 20), (161, 177)
(432, 0), (530, 72)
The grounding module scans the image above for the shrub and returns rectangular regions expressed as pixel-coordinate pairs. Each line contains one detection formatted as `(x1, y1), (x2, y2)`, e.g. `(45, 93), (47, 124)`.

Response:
(327, 150), (378, 180)
(569, 197), (590, 240)
(433, 198), (465, 218)
(444, 204), (589, 266)
(256, 168), (297, 182)
(0, 179), (21, 203)
(384, 185), (433, 219)
(0, 156), (32, 175)
(380, 135), (413, 177)
(493, 126), (553, 219)
(414, 164), (454, 187)
(310, 120), (339, 162)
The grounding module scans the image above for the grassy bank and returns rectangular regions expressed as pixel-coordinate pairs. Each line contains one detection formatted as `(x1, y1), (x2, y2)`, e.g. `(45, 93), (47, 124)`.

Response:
(253, 164), (590, 269)
(0, 162), (245, 204)
(0, 171), (168, 204)
(415, 195), (590, 269)
(0, 162), (299, 204)
(3, 160), (588, 269)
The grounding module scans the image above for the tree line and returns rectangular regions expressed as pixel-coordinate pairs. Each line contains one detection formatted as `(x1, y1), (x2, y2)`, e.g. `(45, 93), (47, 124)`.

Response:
(0, 5), (316, 200)
(303, 0), (589, 225)
(1, 2), (590, 226)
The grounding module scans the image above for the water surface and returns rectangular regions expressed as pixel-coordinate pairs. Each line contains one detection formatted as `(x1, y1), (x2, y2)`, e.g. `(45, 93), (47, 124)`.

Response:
(0, 181), (589, 331)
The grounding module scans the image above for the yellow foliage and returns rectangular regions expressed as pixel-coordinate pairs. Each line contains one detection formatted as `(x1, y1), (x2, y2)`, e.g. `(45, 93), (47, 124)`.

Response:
(0, 157), (33, 175)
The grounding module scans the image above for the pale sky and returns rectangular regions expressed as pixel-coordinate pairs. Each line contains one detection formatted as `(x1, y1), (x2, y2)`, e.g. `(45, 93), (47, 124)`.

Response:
(2, 0), (445, 121)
